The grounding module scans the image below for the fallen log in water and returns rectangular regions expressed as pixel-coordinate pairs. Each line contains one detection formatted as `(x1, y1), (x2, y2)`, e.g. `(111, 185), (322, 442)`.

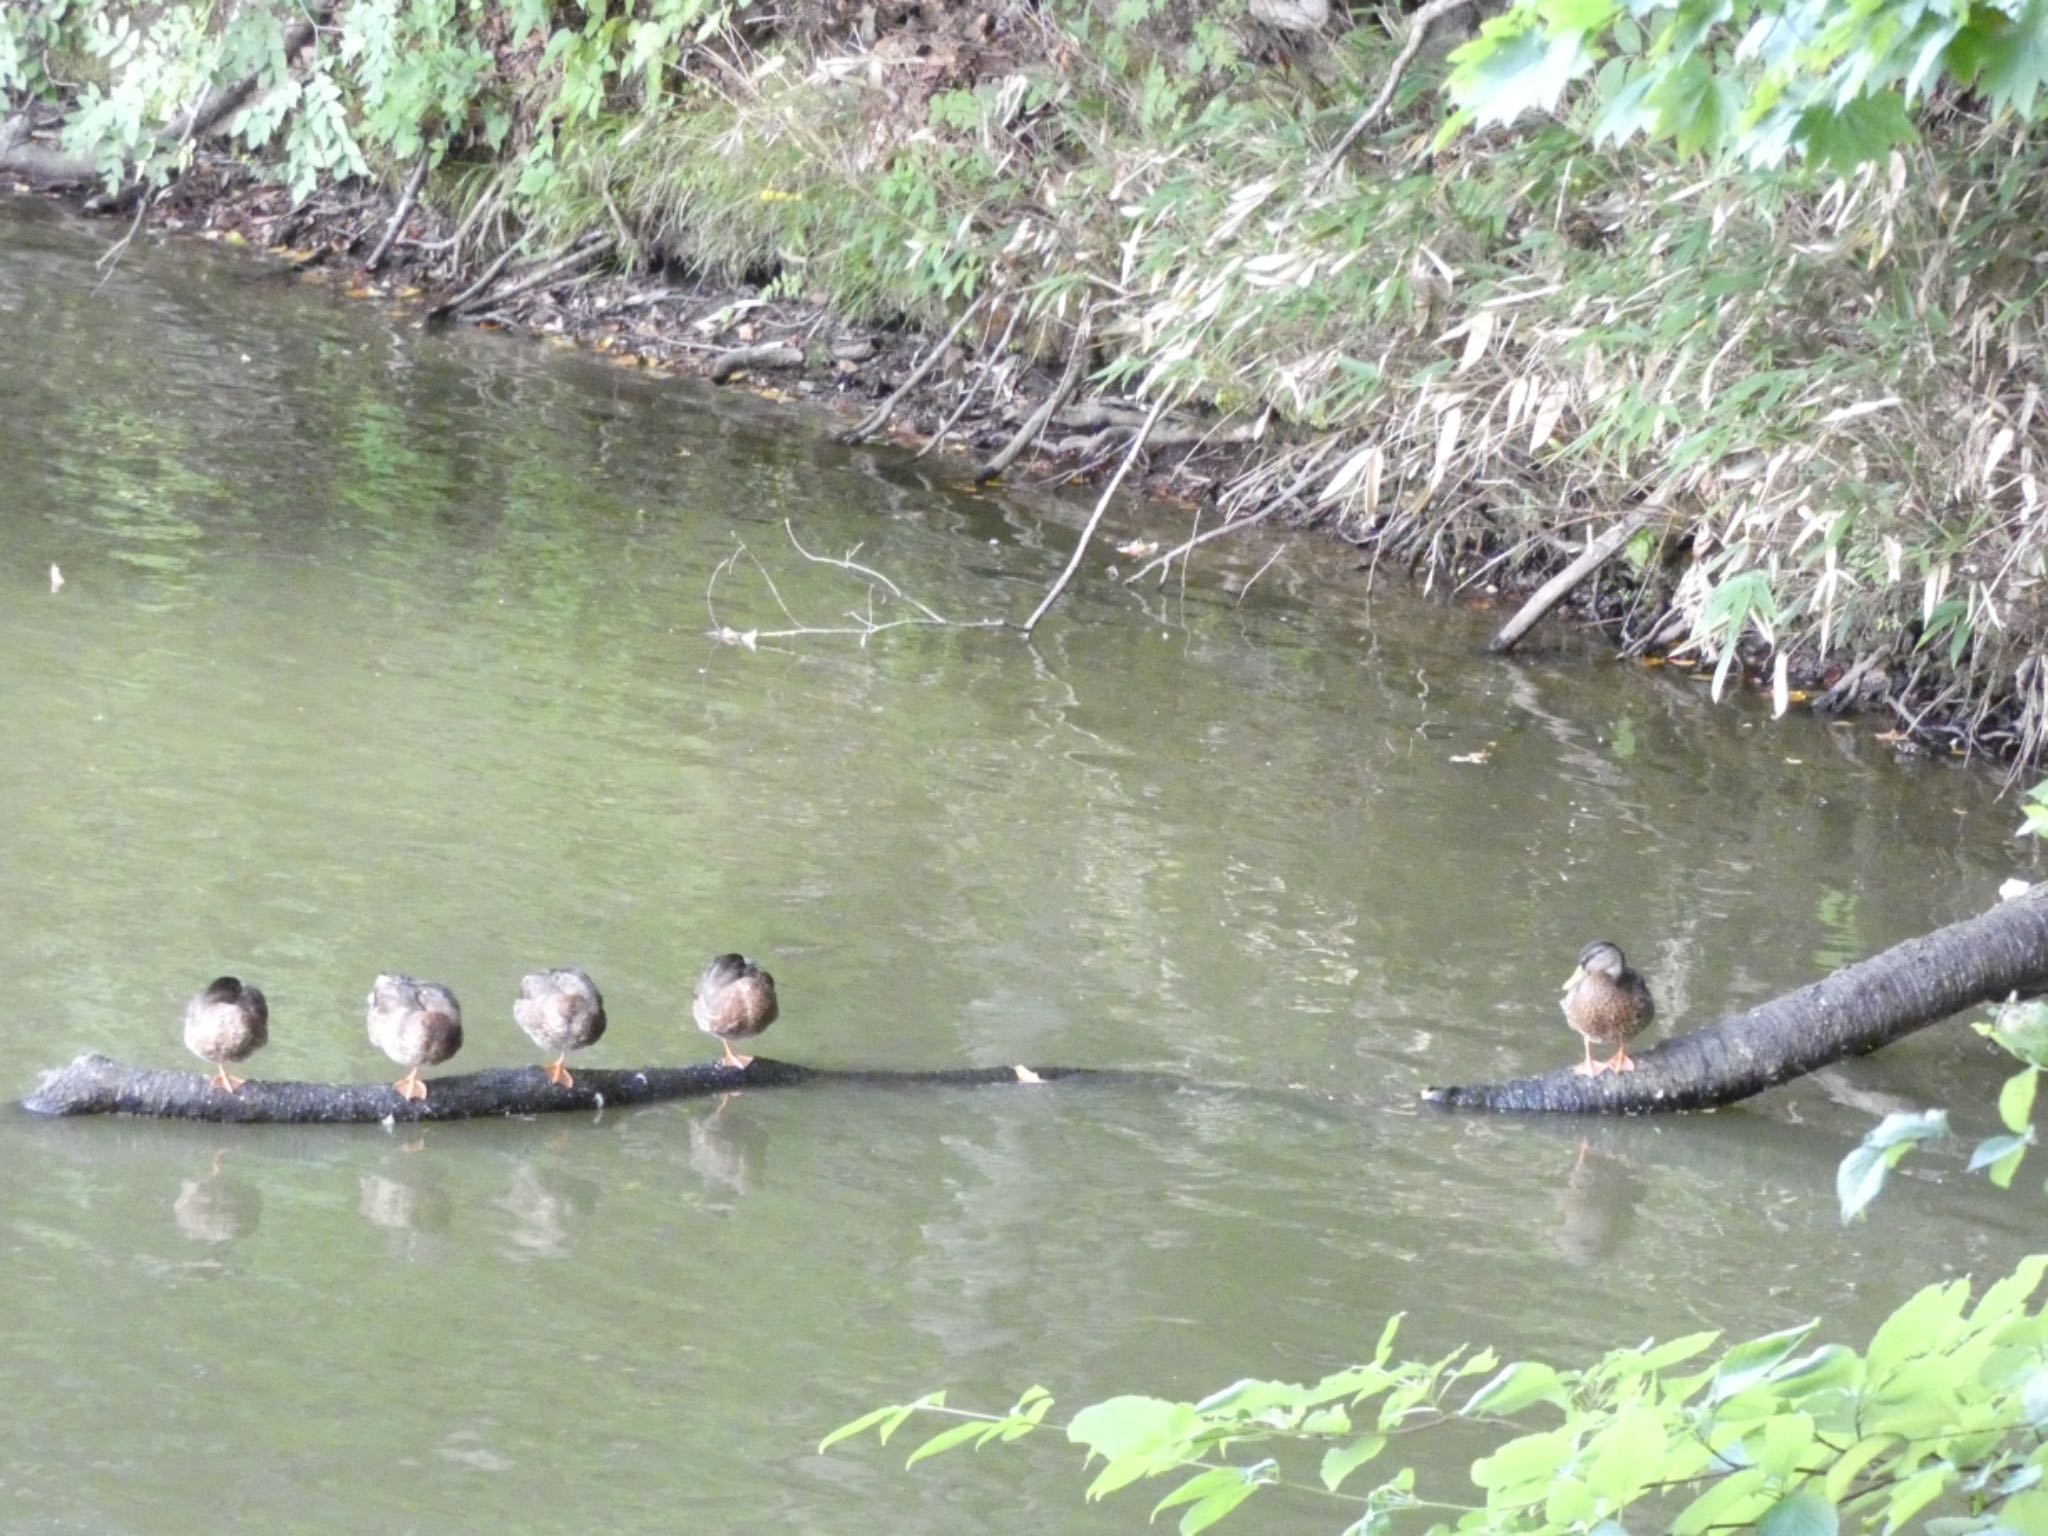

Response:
(21, 1053), (1128, 1124)
(1426, 883), (2048, 1113)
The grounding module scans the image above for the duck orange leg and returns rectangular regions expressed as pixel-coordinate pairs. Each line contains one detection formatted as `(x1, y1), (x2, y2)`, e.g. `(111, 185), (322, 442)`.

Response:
(394, 1068), (428, 1101)
(209, 1065), (245, 1093)
(1571, 1039), (1607, 1078)
(543, 1056), (574, 1088)
(720, 1040), (754, 1071)
(1606, 1044), (1639, 1074)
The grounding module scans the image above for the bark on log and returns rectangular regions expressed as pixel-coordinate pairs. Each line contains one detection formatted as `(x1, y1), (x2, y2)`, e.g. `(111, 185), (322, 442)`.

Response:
(1426, 884), (2048, 1113)
(21, 1053), (1127, 1124)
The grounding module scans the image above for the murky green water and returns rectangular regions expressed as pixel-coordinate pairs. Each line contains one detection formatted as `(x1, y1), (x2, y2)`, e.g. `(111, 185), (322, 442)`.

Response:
(3, 196), (2041, 1532)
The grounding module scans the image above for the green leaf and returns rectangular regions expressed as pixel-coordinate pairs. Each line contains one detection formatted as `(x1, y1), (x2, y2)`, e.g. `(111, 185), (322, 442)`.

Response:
(1969, 1133), (2031, 1187)
(1758, 1490), (1839, 1536)
(1883, 1463), (1954, 1528)
(1796, 93), (1915, 174)
(1755, 1412), (1816, 1479)
(819, 1403), (902, 1453)
(1951, 0), (2048, 118)
(1866, 1279), (1969, 1378)
(1822, 1435), (1897, 1503)
(1068, 1396), (1196, 1500)
(1583, 1402), (1667, 1503)
(819, 1392), (945, 1453)
(1450, 22), (1596, 128)
(1838, 1109), (1949, 1221)
(1675, 1465), (1771, 1535)
(1988, 1000), (2048, 1064)
(1634, 1330), (1722, 1374)
(1462, 1361), (1567, 1417)
(1178, 1479), (1263, 1536)
(1472, 1427), (1576, 1499)
(905, 1418), (992, 1467)
(1068, 1395), (1188, 1460)
(1711, 1321), (1818, 1402)
(1320, 1435), (1387, 1491)
(2000, 1068), (2040, 1133)
(1152, 1465), (1254, 1518)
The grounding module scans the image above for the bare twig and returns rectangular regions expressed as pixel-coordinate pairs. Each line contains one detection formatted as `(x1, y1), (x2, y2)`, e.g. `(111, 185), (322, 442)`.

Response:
(1308, 0), (1475, 191)
(837, 293), (989, 444)
(975, 307), (1093, 484)
(1487, 511), (1651, 654)
(1023, 391), (1176, 637)
(705, 525), (1013, 647)
(454, 235), (611, 316)
(1235, 544), (1288, 605)
(1122, 509), (1275, 586)
(365, 151), (431, 272)
(917, 305), (1021, 459)
(425, 241), (519, 320)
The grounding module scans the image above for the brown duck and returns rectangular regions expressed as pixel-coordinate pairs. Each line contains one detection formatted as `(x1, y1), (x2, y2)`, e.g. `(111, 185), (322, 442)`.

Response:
(514, 967), (607, 1088)
(183, 976), (268, 1093)
(1561, 940), (1656, 1076)
(367, 973), (463, 1101)
(692, 953), (777, 1069)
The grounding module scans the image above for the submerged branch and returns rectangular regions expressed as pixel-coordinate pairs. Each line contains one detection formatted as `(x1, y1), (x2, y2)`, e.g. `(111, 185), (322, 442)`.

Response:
(1022, 391), (1176, 637)
(705, 522), (1014, 646)
(22, 1053), (1133, 1123)
(1426, 884), (2048, 1113)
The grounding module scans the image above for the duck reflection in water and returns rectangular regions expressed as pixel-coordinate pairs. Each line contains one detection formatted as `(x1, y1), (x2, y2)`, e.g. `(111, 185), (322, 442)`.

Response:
(1552, 1140), (1642, 1268)
(172, 1149), (262, 1246)
(359, 1168), (456, 1249)
(686, 1098), (770, 1200)
(496, 1159), (602, 1261)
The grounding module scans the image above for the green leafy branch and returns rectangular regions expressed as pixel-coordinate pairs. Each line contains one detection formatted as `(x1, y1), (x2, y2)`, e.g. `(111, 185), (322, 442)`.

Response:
(823, 1276), (2048, 1534)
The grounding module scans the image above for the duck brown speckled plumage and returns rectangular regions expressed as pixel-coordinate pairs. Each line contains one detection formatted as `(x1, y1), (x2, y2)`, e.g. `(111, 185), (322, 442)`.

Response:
(1561, 940), (1656, 1076)
(513, 966), (606, 1088)
(692, 953), (777, 1069)
(183, 976), (268, 1093)
(367, 973), (463, 1101)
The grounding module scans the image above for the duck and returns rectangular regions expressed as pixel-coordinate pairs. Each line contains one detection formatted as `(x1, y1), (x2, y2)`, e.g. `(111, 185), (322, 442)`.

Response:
(183, 976), (268, 1093)
(692, 953), (777, 1069)
(513, 967), (606, 1088)
(1561, 940), (1656, 1076)
(366, 974), (463, 1101)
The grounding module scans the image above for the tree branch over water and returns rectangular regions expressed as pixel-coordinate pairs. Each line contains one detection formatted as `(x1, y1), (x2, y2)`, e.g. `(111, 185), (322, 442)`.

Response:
(1427, 883), (2048, 1113)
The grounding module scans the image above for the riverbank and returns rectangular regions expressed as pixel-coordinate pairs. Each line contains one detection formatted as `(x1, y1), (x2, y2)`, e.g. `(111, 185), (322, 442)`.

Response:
(8, 3), (2048, 765)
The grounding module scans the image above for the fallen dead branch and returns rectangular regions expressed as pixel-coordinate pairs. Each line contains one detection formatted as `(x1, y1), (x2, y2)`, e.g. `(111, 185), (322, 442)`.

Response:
(24, 1052), (1137, 1122)
(1488, 510), (1651, 654)
(365, 151), (432, 272)
(1309, 0), (1475, 190)
(1022, 392), (1177, 637)
(838, 292), (988, 444)
(706, 520), (1015, 647)
(975, 307), (1093, 484)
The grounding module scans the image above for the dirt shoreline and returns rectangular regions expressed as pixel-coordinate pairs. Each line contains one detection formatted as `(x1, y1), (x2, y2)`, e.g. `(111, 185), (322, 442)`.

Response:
(5, 157), (2004, 770)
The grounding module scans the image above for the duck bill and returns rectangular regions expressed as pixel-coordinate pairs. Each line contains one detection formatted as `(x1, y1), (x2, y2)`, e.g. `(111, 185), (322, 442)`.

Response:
(1561, 964), (1586, 992)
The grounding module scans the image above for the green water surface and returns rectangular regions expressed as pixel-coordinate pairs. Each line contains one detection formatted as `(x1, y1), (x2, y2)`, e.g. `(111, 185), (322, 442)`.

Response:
(1, 196), (2039, 1533)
